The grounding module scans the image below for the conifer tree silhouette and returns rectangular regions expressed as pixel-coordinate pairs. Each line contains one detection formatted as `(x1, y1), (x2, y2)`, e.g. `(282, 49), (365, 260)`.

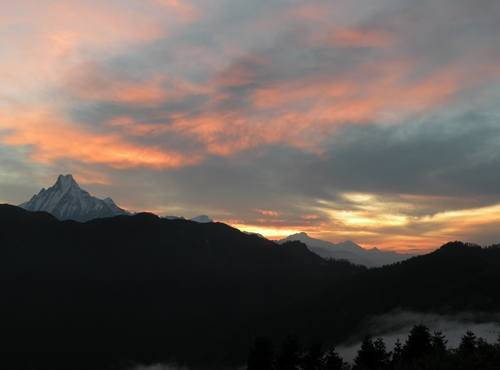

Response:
(431, 331), (448, 355)
(390, 338), (403, 367)
(458, 330), (477, 354)
(247, 335), (275, 370)
(353, 337), (388, 370)
(302, 338), (324, 370)
(275, 335), (303, 370)
(323, 347), (350, 370)
(402, 324), (432, 363)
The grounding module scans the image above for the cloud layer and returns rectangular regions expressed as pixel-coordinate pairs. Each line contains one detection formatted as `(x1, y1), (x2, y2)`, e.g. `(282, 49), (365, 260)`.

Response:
(2, 0), (500, 251)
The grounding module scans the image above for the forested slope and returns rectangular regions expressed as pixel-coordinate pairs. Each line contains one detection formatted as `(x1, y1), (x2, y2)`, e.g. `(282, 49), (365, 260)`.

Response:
(2, 204), (500, 369)
(0, 204), (363, 369)
(232, 241), (500, 356)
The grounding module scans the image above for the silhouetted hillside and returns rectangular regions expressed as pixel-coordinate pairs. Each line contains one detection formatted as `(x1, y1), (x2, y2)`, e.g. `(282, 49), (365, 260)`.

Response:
(0, 204), (363, 370)
(2, 205), (500, 369)
(235, 241), (500, 354)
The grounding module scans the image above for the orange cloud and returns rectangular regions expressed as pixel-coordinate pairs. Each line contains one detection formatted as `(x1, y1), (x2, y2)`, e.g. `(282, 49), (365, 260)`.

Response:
(230, 201), (492, 253)
(306, 195), (500, 253)
(154, 0), (198, 22)
(64, 64), (214, 109)
(285, 3), (342, 24)
(252, 57), (460, 128)
(155, 54), (461, 157)
(255, 209), (280, 217)
(4, 0), (497, 165)
(67, 70), (168, 107)
(66, 169), (112, 186)
(216, 54), (270, 88)
(13, 0), (168, 60)
(229, 222), (328, 241)
(0, 0), (177, 127)
(301, 214), (320, 220)
(329, 28), (395, 48)
(0, 107), (200, 169)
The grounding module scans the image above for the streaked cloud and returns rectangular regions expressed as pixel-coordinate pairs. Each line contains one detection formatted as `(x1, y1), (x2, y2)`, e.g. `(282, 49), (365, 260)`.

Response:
(1, 0), (500, 252)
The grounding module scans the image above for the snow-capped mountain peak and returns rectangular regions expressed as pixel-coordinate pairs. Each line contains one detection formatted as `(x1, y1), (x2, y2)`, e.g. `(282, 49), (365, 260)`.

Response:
(190, 215), (213, 223)
(276, 232), (414, 267)
(19, 174), (130, 222)
(56, 174), (78, 192)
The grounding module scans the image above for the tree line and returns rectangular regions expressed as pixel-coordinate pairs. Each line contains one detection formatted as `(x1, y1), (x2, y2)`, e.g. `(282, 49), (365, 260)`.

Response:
(246, 324), (500, 370)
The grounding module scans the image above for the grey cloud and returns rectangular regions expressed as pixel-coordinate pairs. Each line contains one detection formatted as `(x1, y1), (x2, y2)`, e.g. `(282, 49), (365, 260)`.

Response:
(0, 144), (51, 204)
(153, 150), (317, 213)
(61, 0), (382, 126)
(70, 112), (500, 222)
(69, 93), (208, 128)
(449, 222), (500, 248)
(304, 114), (500, 199)
(145, 113), (500, 221)
(24, 0), (500, 243)
(60, 0), (500, 143)
(67, 145), (333, 224)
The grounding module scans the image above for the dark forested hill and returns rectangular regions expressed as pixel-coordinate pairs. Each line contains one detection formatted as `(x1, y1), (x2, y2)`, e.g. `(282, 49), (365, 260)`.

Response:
(2, 204), (500, 370)
(234, 241), (500, 355)
(0, 204), (363, 370)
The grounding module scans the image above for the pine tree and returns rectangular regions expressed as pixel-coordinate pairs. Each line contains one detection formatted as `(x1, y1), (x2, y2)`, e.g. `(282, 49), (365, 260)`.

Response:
(247, 335), (275, 370)
(373, 337), (390, 368)
(323, 347), (350, 370)
(353, 338), (375, 369)
(302, 338), (324, 370)
(353, 337), (387, 370)
(402, 324), (432, 363)
(458, 330), (477, 354)
(431, 331), (447, 356)
(431, 331), (447, 353)
(390, 338), (403, 367)
(275, 335), (303, 370)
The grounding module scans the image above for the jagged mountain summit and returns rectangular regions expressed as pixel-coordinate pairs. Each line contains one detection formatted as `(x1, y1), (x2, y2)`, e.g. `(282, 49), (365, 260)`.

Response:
(190, 214), (213, 223)
(277, 232), (414, 267)
(19, 174), (130, 222)
(161, 214), (214, 223)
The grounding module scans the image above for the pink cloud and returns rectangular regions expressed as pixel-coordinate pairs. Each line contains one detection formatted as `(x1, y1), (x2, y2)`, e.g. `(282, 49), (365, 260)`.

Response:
(154, 0), (198, 22)
(3, 0), (499, 165)
(0, 107), (201, 169)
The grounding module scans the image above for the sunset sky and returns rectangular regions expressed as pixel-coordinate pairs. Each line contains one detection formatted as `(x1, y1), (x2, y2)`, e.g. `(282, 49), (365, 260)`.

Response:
(1, 0), (500, 253)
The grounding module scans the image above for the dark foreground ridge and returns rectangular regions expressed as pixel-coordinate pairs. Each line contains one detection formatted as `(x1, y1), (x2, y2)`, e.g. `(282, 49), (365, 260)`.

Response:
(0, 204), (362, 370)
(1, 204), (500, 369)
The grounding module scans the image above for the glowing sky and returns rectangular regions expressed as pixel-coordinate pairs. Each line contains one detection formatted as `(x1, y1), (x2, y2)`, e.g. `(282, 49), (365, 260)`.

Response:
(2, 0), (500, 253)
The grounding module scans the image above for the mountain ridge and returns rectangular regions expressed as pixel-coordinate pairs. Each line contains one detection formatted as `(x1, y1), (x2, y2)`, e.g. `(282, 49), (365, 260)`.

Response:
(0, 203), (363, 369)
(277, 232), (414, 267)
(18, 174), (214, 224)
(1, 204), (499, 369)
(19, 174), (130, 222)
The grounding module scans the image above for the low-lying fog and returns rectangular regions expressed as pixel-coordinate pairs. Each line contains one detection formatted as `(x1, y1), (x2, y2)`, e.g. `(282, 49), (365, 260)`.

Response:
(129, 310), (500, 370)
(337, 310), (500, 363)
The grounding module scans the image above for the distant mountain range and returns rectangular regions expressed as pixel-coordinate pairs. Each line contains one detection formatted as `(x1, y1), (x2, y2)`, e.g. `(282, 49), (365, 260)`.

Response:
(18, 174), (411, 267)
(19, 174), (213, 223)
(163, 214), (214, 223)
(277, 232), (414, 267)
